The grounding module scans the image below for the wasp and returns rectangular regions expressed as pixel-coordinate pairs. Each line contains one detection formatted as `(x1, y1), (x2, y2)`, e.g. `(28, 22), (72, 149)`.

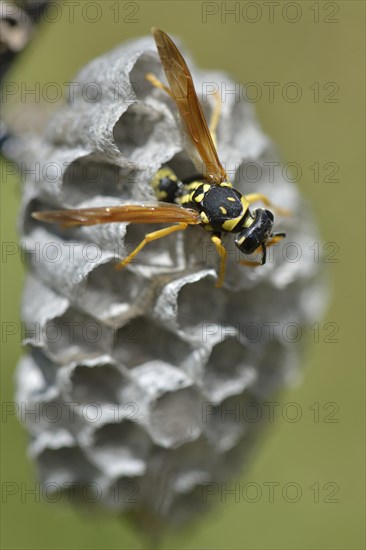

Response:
(32, 28), (287, 287)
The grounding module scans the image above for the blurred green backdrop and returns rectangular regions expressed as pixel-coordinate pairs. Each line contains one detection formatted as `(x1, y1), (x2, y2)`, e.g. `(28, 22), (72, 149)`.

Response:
(1, 1), (364, 549)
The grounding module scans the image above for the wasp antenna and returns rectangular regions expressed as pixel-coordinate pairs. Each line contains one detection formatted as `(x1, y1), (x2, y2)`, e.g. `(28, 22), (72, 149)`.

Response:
(261, 244), (267, 265)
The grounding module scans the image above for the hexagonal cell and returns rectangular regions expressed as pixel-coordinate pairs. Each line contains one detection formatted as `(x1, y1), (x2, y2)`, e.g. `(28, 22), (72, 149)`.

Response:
(22, 397), (85, 439)
(176, 277), (227, 335)
(160, 485), (212, 527)
(148, 387), (202, 448)
(201, 338), (257, 403)
(16, 350), (85, 438)
(134, 478), (213, 527)
(44, 307), (114, 363)
(131, 362), (191, 402)
(16, 348), (59, 402)
(135, 438), (216, 520)
(74, 261), (150, 326)
(85, 421), (151, 478)
(113, 316), (192, 370)
(21, 198), (71, 240)
(113, 103), (166, 161)
(201, 392), (251, 452)
(103, 476), (142, 510)
(62, 154), (133, 203)
(129, 52), (162, 100)
(69, 363), (126, 406)
(221, 281), (308, 330)
(67, 360), (148, 428)
(37, 445), (101, 485)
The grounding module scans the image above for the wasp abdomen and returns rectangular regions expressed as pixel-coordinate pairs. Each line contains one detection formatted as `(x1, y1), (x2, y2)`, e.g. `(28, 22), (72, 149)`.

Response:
(151, 167), (184, 203)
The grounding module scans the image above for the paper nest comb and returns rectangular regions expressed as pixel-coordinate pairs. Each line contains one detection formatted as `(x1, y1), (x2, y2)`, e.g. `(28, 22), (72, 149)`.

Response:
(13, 34), (327, 529)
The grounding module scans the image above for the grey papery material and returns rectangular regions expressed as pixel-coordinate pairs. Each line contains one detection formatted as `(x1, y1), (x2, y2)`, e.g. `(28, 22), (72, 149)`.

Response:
(13, 34), (327, 530)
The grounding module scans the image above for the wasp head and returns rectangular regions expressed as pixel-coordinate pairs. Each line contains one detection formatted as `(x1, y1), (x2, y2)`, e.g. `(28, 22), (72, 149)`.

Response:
(234, 208), (275, 264)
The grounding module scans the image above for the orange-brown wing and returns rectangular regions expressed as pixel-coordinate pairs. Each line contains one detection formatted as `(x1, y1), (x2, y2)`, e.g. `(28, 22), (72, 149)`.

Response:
(32, 202), (201, 227)
(152, 27), (227, 184)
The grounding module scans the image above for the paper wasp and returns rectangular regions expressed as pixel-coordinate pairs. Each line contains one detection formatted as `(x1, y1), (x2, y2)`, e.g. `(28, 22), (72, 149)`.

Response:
(32, 28), (287, 287)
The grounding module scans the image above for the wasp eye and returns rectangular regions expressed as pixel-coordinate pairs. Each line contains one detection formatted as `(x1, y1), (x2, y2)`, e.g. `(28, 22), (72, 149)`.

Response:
(235, 230), (259, 254)
(265, 209), (274, 222)
(235, 209), (274, 255)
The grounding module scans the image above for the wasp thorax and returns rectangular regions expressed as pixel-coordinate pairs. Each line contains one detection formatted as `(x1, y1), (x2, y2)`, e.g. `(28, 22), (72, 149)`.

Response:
(192, 184), (245, 232)
(234, 209), (274, 255)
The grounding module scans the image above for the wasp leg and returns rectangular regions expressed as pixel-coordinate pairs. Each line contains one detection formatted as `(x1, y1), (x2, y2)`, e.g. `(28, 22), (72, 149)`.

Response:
(240, 259), (262, 267)
(244, 193), (291, 217)
(209, 91), (222, 149)
(240, 234), (286, 267)
(240, 244), (265, 268)
(267, 232), (286, 247)
(145, 72), (173, 97)
(116, 222), (188, 270)
(211, 233), (227, 288)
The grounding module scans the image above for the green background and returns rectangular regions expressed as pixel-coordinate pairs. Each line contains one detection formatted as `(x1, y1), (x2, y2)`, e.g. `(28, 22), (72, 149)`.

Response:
(1, 1), (364, 548)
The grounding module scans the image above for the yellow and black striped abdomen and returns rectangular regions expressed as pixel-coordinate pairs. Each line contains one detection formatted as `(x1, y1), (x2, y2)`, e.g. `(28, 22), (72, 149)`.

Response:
(151, 167), (184, 202)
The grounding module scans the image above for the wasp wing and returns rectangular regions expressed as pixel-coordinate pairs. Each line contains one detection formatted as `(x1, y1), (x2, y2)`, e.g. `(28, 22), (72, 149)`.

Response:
(152, 27), (227, 185)
(32, 202), (201, 227)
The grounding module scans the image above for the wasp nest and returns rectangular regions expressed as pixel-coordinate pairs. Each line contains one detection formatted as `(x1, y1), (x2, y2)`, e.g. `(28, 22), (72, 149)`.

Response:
(13, 34), (326, 530)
